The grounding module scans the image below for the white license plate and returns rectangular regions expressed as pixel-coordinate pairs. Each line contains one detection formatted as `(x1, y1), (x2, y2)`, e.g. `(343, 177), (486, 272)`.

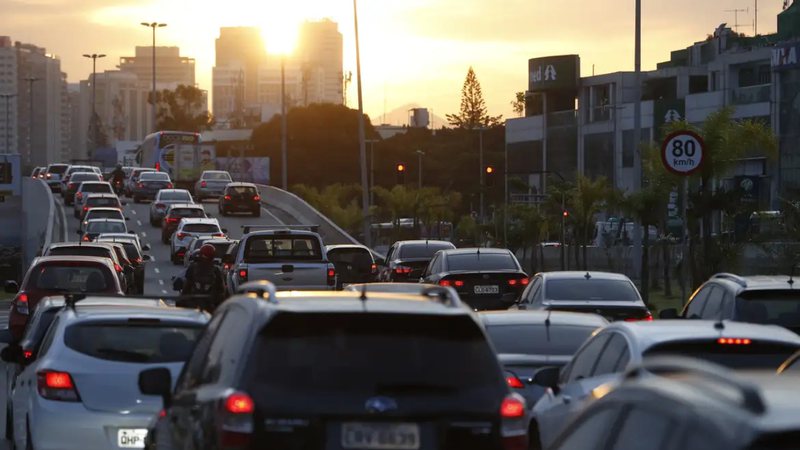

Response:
(474, 285), (499, 294)
(117, 429), (148, 448)
(341, 423), (420, 450)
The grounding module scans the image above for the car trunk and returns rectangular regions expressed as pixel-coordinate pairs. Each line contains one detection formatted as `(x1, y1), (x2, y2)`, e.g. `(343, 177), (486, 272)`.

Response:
(72, 362), (182, 414)
(246, 262), (328, 289)
(442, 271), (527, 310)
(543, 301), (651, 322)
(329, 249), (374, 284)
(142, 181), (171, 191)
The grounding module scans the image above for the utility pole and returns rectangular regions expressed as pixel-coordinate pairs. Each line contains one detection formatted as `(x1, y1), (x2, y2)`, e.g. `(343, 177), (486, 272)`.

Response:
(281, 56), (288, 190)
(141, 22), (166, 132)
(82, 53), (106, 116)
(367, 139), (378, 206)
(478, 128), (486, 225)
(1, 94), (15, 154)
(354, 0), (371, 248)
(632, 0), (644, 284)
(416, 150), (425, 189)
(24, 77), (40, 166)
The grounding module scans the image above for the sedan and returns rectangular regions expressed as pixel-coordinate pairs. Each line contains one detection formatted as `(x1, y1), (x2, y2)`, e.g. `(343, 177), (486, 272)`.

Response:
(72, 182), (114, 218)
(161, 204), (207, 244)
(125, 168), (156, 197)
(132, 172), (173, 203)
(80, 219), (128, 242)
(194, 170), (232, 201)
(80, 207), (127, 233)
(149, 189), (193, 226)
(62, 172), (102, 205)
(169, 219), (225, 264)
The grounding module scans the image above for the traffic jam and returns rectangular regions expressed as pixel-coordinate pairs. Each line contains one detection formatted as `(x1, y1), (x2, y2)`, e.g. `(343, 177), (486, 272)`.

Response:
(7, 161), (800, 450)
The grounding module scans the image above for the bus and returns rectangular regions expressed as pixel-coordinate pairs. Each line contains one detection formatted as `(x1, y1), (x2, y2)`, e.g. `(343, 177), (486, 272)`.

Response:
(136, 131), (202, 173)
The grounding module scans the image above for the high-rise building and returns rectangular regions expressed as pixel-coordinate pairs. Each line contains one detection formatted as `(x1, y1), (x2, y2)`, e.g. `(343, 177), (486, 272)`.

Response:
(118, 46), (195, 88)
(0, 37), (18, 154)
(296, 19), (343, 105)
(213, 27), (266, 125)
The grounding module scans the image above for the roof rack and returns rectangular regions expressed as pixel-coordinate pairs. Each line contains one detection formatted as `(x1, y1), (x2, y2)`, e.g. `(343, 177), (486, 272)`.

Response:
(241, 224), (320, 234)
(420, 286), (461, 307)
(236, 280), (278, 303)
(625, 356), (765, 415)
(711, 273), (748, 288)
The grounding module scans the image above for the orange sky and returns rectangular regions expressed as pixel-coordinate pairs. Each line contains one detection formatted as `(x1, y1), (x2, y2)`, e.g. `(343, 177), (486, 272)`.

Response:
(3, 0), (784, 124)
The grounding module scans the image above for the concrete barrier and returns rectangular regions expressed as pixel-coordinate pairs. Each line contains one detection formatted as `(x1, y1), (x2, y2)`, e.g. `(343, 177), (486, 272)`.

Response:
(21, 178), (54, 269)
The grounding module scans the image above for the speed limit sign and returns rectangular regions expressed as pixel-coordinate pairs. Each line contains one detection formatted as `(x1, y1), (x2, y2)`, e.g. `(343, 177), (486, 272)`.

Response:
(661, 130), (705, 176)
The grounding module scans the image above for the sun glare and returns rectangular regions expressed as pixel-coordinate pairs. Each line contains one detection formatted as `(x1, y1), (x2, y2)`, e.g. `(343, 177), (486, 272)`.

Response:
(261, 22), (299, 55)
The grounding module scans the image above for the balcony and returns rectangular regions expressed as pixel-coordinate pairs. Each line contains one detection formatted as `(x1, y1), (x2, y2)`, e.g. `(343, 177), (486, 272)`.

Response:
(731, 84), (770, 105)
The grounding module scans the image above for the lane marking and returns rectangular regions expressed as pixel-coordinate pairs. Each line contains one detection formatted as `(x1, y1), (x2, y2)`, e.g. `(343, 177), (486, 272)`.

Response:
(261, 206), (284, 225)
(141, 232), (147, 237)
(161, 290), (168, 294)
(154, 268), (160, 274)
(131, 209), (137, 215)
(158, 280), (165, 286)
(136, 220), (142, 226)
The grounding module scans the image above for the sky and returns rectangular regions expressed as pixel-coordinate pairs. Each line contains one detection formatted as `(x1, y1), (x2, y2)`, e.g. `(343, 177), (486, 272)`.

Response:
(3, 0), (786, 125)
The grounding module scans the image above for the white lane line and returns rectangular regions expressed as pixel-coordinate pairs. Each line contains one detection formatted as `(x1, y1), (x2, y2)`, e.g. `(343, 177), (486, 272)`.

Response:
(154, 268), (160, 274)
(261, 206), (284, 225)
(136, 220), (142, 226)
(161, 290), (168, 294)
(141, 232), (147, 237)
(158, 280), (165, 286)
(131, 209), (137, 215)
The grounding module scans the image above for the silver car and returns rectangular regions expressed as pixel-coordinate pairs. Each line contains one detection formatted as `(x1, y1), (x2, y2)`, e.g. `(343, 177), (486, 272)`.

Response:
(169, 218), (225, 264)
(9, 301), (209, 450)
(72, 182), (115, 218)
(193, 170), (232, 201)
(148, 189), (193, 226)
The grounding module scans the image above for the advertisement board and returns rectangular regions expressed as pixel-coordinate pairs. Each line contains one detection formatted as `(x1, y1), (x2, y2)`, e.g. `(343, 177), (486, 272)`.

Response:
(528, 55), (580, 92)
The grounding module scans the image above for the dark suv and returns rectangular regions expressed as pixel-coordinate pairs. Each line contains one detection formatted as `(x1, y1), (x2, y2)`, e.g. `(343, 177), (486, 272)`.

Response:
(548, 356), (800, 450)
(379, 240), (456, 282)
(139, 285), (527, 450)
(661, 273), (800, 334)
(218, 182), (260, 217)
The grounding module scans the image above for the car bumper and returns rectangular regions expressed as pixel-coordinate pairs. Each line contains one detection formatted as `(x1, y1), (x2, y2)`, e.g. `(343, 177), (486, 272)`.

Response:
(459, 292), (518, 311)
(45, 181), (62, 191)
(30, 398), (155, 450)
(196, 187), (225, 197)
(222, 200), (259, 211)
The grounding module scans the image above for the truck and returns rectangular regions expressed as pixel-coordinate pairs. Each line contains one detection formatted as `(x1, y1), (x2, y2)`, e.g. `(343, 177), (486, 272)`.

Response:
(223, 225), (337, 294)
(168, 143), (216, 191)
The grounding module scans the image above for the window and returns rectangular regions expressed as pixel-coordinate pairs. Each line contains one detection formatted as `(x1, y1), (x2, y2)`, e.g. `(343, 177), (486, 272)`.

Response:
(87, 222), (126, 234)
(64, 322), (202, 363)
(37, 317), (61, 358)
(87, 198), (120, 208)
(611, 407), (674, 450)
(204, 172), (232, 181)
(736, 290), (800, 330)
(564, 333), (611, 383)
(446, 253), (518, 271)
(398, 243), (455, 259)
(227, 186), (256, 196)
(202, 309), (246, 384)
(140, 172), (170, 181)
(48, 247), (111, 259)
(243, 236), (322, 262)
(171, 208), (205, 218)
(159, 191), (192, 201)
(593, 333), (631, 376)
(182, 224), (220, 233)
(82, 184), (113, 193)
(177, 311), (227, 391)
(685, 287), (713, 318)
(702, 288), (726, 320)
(31, 264), (114, 293)
(551, 406), (618, 450)
(644, 340), (799, 370)
(485, 324), (598, 356)
(545, 279), (640, 302)
(426, 254), (442, 275)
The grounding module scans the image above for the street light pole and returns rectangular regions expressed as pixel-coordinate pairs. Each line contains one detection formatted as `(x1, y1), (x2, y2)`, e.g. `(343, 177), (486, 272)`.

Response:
(479, 128), (485, 225)
(24, 77), (40, 166)
(141, 22), (166, 133)
(353, 0), (371, 248)
(280, 56), (288, 190)
(0, 93), (15, 154)
(82, 53), (106, 117)
(367, 139), (378, 206)
(416, 149), (425, 189)
(631, 0), (644, 281)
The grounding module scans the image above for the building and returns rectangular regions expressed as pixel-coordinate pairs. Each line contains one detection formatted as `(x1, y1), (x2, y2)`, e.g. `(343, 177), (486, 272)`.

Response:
(506, 6), (800, 212)
(213, 27), (266, 122)
(0, 37), (18, 155)
(295, 19), (344, 105)
(118, 46), (195, 88)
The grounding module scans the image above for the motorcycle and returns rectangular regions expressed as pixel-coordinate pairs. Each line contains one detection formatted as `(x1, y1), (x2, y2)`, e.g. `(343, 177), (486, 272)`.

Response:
(112, 179), (124, 195)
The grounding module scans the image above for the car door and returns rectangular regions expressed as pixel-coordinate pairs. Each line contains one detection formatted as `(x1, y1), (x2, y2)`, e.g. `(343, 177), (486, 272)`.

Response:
(549, 404), (624, 450)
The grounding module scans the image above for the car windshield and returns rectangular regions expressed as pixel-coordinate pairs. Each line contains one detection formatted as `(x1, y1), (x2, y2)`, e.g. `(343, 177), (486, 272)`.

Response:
(87, 198), (119, 208)
(244, 236), (322, 262)
(545, 279), (641, 301)
(30, 265), (113, 292)
(87, 222), (126, 233)
(644, 340), (800, 370)
(82, 184), (112, 193)
(64, 322), (203, 363)
(398, 243), (454, 259)
(244, 313), (505, 407)
(484, 323), (599, 356)
(447, 253), (517, 271)
(141, 172), (170, 181)
(171, 208), (205, 218)
(736, 290), (800, 332)
(204, 172), (231, 180)
(159, 191), (191, 201)
(48, 247), (111, 259)
(183, 224), (219, 233)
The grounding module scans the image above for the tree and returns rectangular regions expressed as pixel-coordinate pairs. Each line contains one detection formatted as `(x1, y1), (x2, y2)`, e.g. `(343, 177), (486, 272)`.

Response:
(446, 67), (502, 129)
(511, 91), (525, 117)
(150, 84), (214, 132)
(569, 176), (612, 270)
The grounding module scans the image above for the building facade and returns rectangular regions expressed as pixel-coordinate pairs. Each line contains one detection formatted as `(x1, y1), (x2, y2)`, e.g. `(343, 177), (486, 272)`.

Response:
(295, 19), (344, 105)
(0, 37), (18, 155)
(118, 46), (195, 88)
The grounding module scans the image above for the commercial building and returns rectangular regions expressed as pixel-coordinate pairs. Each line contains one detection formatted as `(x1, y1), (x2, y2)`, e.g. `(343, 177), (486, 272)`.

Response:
(213, 27), (266, 123)
(0, 37), (18, 155)
(118, 46), (195, 88)
(295, 19), (344, 105)
(506, 5), (800, 212)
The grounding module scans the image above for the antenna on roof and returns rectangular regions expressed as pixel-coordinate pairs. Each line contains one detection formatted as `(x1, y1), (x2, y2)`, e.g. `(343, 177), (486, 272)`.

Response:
(359, 283), (368, 303)
(789, 263), (796, 287)
(584, 272), (591, 280)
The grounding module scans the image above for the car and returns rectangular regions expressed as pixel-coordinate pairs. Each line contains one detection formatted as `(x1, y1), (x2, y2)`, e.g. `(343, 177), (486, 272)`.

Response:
(3, 256), (125, 339)
(132, 171), (174, 203)
(137, 285), (527, 450)
(169, 218), (225, 264)
(529, 320), (800, 450)
(660, 273), (800, 334)
(149, 189), (194, 226)
(62, 172), (102, 205)
(104, 242), (138, 294)
(43, 163), (69, 191)
(223, 226), (336, 293)
(80, 219), (128, 242)
(421, 247), (529, 310)
(217, 182), (260, 216)
(548, 357), (800, 450)
(194, 170), (232, 201)
(379, 239), (456, 282)
(7, 300), (208, 450)
(516, 271), (653, 322)
(480, 310), (608, 411)
(80, 207), (127, 232)
(182, 237), (235, 267)
(78, 194), (124, 221)
(125, 168), (157, 197)
(343, 282), (448, 295)
(325, 244), (378, 288)
(160, 204), (207, 244)
(43, 242), (130, 293)
(72, 182), (115, 218)
(30, 167), (43, 179)
(61, 165), (97, 189)
(96, 234), (153, 295)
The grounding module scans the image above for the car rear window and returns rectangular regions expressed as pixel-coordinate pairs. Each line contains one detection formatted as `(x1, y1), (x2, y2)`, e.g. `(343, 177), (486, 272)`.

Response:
(485, 323), (598, 356)
(141, 172), (170, 181)
(133, 169), (155, 178)
(171, 208), (205, 218)
(545, 279), (640, 301)
(736, 290), (800, 332)
(71, 174), (101, 182)
(86, 211), (122, 221)
(183, 224), (219, 233)
(120, 243), (141, 260)
(160, 191), (191, 201)
(82, 184), (112, 193)
(244, 313), (505, 407)
(446, 253), (517, 271)
(328, 248), (374, 267)
(227, 186), (256, 195)
(87, 198), (119, 207)
(244, 236), (322, 262)
(87, 222), (126, 234)
(204, 172), (231, 180)
(30, 265), (114, 293)
(644, 340), (800, 370)
(398, 243), (454, 259)
(64, 322), (203, 363)
(48, 165), (68, 174)
(48, 247), (112, 259)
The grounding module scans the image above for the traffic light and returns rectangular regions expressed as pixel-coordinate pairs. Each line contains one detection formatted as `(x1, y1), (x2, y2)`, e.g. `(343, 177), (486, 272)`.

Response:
(396, 163), (406, 185)
(484, 165), (496, 187)
(562, 210), (569, 218)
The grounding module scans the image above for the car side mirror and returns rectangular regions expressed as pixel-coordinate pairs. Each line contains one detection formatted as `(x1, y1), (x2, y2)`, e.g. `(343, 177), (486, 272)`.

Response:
(659, 308), (680, 319)
(0, 343), (22, 364)
(4, 280), (18, 294)
(138, 367), (173, 408)
(142, 244), (151, 251)
(532, 366), (561, 390)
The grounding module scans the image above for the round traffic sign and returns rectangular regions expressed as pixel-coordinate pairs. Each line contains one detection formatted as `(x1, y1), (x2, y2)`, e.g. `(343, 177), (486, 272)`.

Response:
(661, 130), (705, 176)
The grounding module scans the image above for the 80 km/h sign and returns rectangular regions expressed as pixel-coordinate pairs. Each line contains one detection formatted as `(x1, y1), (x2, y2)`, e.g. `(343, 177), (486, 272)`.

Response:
(661, 130), (705, 176)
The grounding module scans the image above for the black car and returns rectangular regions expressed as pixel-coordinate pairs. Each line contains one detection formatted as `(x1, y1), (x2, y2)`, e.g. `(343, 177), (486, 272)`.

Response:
(548, 357), (800, 450)
(133, 172), (173, 202)
(380, 239), (456, 282)
(139, 287), (527, 450)
(661, 273), (800, 334)
(62, 172), (102, 205)
(325, 244), (377, 288)
(218, 182), (260, 216)
(421, 247), (529, 310)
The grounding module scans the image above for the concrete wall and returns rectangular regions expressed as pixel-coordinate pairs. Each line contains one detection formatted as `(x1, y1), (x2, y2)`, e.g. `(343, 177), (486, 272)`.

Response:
(21, 178), (54, 271)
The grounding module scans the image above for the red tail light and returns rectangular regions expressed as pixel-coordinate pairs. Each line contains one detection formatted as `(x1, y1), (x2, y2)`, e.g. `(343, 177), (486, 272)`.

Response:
(214, 233), (226, 237)
(82, 235), (90, 242)
(718, 337), (752, 345)
(14, 292), (29, 315)
(625, 312), (654, 322)
(500, 393), (528, 450)
(394, 266), (412, 275)
(201, 181), (207, 188)
(238, 269), (248, 281)
(166, 217), (178, 224)
(439, 280), (452, 287)
(506, 376), (525, 389)
(219, 392), (254, 447)
(327, 266), (337, 286)
(225, 393), (255, 414)
(114, 263), (122, 273)
(500, 396), (525, 418)
(155, 162), (161, 171)
(83, 206), (89, 212)
(508, 277), (530, 287)
(23, 349), (33, 360)
(37, 370), (80, 402)
(454, 280), (465, 288)
(176, 232), (186, 240)
(253, 195), (261, 201)
(371, 263), (377, 274)
(137, 182), (144, 188)
(224, 195), (232, 201)
(166, 183), (173, 189)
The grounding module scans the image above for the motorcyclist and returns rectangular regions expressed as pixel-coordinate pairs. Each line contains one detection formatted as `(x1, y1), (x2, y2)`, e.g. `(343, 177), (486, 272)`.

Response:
(180, 244), (225, 312)
(110, 164), (125, 194)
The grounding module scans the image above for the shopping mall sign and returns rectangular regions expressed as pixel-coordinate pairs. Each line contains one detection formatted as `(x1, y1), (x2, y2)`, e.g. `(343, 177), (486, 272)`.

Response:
(772, 44), (800, 71)
(528, 55), (580, 92)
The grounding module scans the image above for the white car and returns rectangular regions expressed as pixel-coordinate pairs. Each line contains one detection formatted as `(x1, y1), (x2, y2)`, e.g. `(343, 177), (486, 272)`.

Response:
(9, 301), (208, 450)
(80, 207), (127, 232)
(169, 218), (225, 264)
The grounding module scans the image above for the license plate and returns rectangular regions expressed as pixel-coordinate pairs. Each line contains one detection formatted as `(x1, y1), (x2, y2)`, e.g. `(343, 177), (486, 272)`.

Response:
(117, 429), (147, 448)
(341, 423), (420, 450)
(474, 285), (499, 294)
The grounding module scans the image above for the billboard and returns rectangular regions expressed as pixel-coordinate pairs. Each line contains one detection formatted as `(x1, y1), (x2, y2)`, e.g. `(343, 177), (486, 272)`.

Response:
(216, 157), (270, 185)
(528, 55), (580, 92)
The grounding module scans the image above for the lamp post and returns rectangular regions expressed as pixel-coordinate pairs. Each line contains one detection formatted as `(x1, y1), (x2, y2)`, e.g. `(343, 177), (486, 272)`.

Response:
(82, 53), (106, 117)
(477, 127), (487, 225)
(141, 22), (167, 132)
(366, 139), (378, 206)
(280, 56), (288, 190)
(631, 0), (644, 282)
(353, 0), (371, 248)
(24, 77), (40, 166)
(415, 149), (425, 189)
(0, 93), (15, 154)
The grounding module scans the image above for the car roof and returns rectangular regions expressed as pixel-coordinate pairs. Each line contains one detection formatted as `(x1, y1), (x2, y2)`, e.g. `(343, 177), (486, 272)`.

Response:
(38, 295), (167, 309)
(440, 247), (511, 256)
(85, 193), (117, 199)
(479, 310), (609, 328)
(79, 181), (111, 186)
(704, 274), (798, 294)
(157, 189), (190, 194)
(179, 218), (219, 225)
(246, 229), (319, 237)
(86, 218), (125, 224)
(326, 244), (371, 251)
(33, 255), (115, 267)
(539, 271), (634, 281)
(57, 303), (209, 323)
(47, 242), (113, 251)
(97, 233), (138, 240)
(396, 240), (454, 247)
(85, 207), (123, 213)
(226, 182), (256, 187)
(608, 320), (800, 350)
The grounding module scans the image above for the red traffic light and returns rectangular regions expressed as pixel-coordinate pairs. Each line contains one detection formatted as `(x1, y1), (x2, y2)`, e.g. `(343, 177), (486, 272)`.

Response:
(562, 210), (569, 218)
(396, 163), (406, 172)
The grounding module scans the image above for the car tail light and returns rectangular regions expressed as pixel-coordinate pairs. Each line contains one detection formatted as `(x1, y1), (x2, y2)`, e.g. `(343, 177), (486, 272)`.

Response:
(508, 277), (529, 286)
(14, 292), (29, 315)
(625, 312), (654, 322)
(201, 181), (207, 188)
(82, 235), (90, 242)
(37, 370), (80, 402)
(327, 265), (337, 286)
(500, 393), (527, 450)
(223, 263), (231, 271)
(394, 266), (412, 275)
(176, 232), (186, 240)
(155, 162), (161, 171)
(224, 195), (232, 201)
(439, 280), (452, 287)
(371, 263), (377, 274)
(83, 206), (89, 212)
(506, 375), (525, 389)
(23, 349), (33, 360)
(166, 183), (173, 189)
(218, 392), (254, 448)
(114, 263), (122, 273)
(453, 280), (465, 288)
(155, 203), (166, 210)
(214, 233), (226, 237)
(166, 217), (178, 224)
(718, 337), (752, 345)
(238, 268), (248, 281)
(253, 195), (261, 201)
